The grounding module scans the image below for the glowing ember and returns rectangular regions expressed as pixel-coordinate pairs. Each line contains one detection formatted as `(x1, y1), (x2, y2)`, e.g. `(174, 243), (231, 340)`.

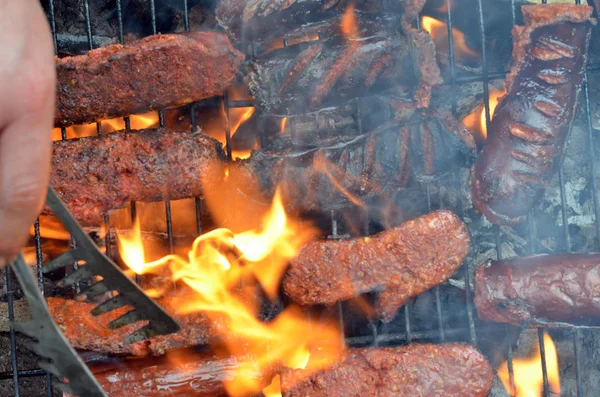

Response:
(280, 117), (288, 134)
(421, 16), (478, 63)
(462, 88), (506, 143)
(498, 332), (560, 397)
(117, 190), (344, 396)
(341, 3), (359, 40)
(52, 111), (159, 140)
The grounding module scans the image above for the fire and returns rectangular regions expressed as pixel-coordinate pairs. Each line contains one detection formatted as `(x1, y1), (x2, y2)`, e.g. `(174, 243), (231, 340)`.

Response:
(341, 4), (359, 40)
(52, 111), (159, 140)
(117, 189), (344, 396)
(462, 88), (506, 144)
(280, 117), (288, 134)
(421, 16), (478, 63)
(230, 107), (255, 137)
(498, 332), (561, 397)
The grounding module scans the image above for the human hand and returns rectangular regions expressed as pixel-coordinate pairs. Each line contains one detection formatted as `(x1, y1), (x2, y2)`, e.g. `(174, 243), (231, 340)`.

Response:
(0, 0), (56, 267)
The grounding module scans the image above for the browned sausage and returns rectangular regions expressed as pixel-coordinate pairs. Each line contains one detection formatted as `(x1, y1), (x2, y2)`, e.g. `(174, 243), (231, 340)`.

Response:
(475, 253), (600, 327)
(470, 5), (595, 224)
(282, 210), (470, 322)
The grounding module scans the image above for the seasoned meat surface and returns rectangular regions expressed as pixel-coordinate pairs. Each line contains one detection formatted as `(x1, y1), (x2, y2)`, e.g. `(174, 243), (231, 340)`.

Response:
(47, 296), (225, 356)
(49, 129), (226, 225)
(247, 24), (441, 114)
(475, 254), (600, 327)
(281, 344), (493, 397)
(471, 5), (595, 224)
(282, 210), (470, 321)
(55, 32), (244, 127)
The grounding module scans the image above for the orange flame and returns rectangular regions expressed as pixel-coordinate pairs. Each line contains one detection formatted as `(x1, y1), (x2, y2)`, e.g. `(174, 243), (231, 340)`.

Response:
(341, 4), (359, 40)
(117, 189), (344, 396)
(280, 117), (288, 134)
(421, 16), (478, 63)
(498, 332), (561, 397)
(462, 88), (506, 144)
(52, 111), (159, 140)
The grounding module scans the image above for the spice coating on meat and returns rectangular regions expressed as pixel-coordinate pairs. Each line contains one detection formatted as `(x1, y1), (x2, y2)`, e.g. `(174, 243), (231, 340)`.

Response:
(470, 5), (595, 225)
(216, 0), (426, 42)
(281, 344), (493, 397)
(247, 25), (441, 115)
(49, 129), (226, 225)
(234, 111), (475, 215)
(47, 296), (227, 356)
(282, 210), (470, 321)
(55, 32), (244, 127)
(475, 254), (600, 327)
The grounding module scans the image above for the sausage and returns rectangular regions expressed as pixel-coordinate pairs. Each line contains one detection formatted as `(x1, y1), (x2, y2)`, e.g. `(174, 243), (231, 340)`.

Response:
(470, 5), (595, 224)
(282, 210), (470, 322)
(49, 129), (226, 225)
(475, 253), (600, 327)
(55, 32), (244, 127)
(281, 344), (493, 397)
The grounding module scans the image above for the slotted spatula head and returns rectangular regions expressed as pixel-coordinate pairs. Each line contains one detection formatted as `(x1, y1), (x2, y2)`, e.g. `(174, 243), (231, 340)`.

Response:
(10, 253), (107, 397)
(43, 187), (180, 343)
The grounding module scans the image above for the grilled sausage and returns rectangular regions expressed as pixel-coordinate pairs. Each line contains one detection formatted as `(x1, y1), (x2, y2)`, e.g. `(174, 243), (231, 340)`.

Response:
(470, 5), (595, 224)
(475, 253), (600, 327)
(282, 210), (470, 322)
(49, 129), (226, 225)
(281, 344), (493, 397)
(55, 32), (244, 127)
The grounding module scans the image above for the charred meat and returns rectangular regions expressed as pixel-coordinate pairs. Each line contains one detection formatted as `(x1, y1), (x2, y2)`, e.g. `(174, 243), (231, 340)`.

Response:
(48, 296), (225, 356)
(281, 344), (493, 397)
(475, 254), (600, 327)
(216, 0), (426, 43)
(233, 111), (475, 215)
(247, 24), (441, 114)
(471, 5), (595, 224)
(55, 32), (244, 127)
(49, 129), (226, 225)
(282, 210), (470, 321)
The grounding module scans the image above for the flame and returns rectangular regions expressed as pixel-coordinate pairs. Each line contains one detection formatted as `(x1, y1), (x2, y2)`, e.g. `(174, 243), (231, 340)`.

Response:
(117, 188), (344, 396)
(421, 16), (478, 63)
(52, 112), (159, 140)
(498, 332), (560, 397)
(280, 117), (288, 134)
(230, 107), (255, 137)
(116, 218), (145, 275)
(341, 4), (359, 40)
(462, 88), (506, 143)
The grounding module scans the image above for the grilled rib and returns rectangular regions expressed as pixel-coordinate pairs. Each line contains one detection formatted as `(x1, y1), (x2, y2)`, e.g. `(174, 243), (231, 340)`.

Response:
(281, 344), (493, 397)
(55, 32), (244, 127)
(470, 5), (595, 224)
(48, 129), (226, 225)
(282, 210), (470, 321)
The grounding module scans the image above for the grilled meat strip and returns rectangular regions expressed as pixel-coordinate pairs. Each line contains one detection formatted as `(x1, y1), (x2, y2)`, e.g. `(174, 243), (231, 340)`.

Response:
(475, 254), (600, 327)
(471, 5), (595, 225)
(49, 129), (226, 225)
(281, 344), (493, 397)
(247, 24), (441, 114)
(48, 296), (226, 356)
(233, 111), (475, 215)
(216, 0), (425, 42)
(55, 32), (244, 127)
(282, 210), (470, 321)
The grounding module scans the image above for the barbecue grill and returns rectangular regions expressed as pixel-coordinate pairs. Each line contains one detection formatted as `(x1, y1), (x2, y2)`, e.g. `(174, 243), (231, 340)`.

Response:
(1, 0), (599, 395)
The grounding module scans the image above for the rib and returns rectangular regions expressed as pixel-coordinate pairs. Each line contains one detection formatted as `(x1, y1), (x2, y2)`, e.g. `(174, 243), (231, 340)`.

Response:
(282, 210), (470, 321)
(470, 5), (595, 225)
(216, 0), (426, 43)
(281, 344), (493, 397)
(232, 111), (475, 215)
(48, 296), (225, 356)
(48, 129), (226, 225)
(55, 32), (244, 127)
(475, 254), (600, 327)
(247, 24), (441, 114)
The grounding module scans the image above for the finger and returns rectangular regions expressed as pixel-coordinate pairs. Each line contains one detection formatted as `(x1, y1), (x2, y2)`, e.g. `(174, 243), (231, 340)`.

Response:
(0, 113), (53, 263)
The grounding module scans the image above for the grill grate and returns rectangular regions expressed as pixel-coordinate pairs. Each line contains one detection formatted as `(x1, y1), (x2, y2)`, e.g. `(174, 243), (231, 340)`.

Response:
(1, 0), (598, 396)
